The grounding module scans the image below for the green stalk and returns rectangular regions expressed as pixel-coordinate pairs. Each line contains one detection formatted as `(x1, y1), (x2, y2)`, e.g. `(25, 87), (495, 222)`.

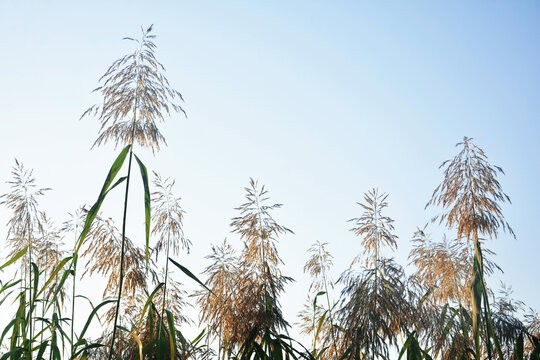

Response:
(70, 223), (79, 356)
(159, 192), (174, 343)
(373, 201), (379, 360)
(108, 47), (141, 359)
(27, 222), (33, 359)
(107, 143), (135, 360)
(41, 249), (48, 345)
(70, 253), (77, 357)
(158, 233), (171, 353)
(471, 230), (482, 360)
(318, 245), (338, 359)
(255, 198), (270, 332)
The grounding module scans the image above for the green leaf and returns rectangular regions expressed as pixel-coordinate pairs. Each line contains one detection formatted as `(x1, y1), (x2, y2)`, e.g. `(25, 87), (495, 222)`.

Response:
(0, 349), (23, 360)
(36, 257), (72, 300)
(166, 310), (177, 360)
(312, 291), (326, 312)
(104, 176), (127, 197)
(70, 343), (105, 359)
(190, 328), (206, 348)
(398, 332), (414, 360)
(513, 332), (523, 360)
(31, 262), (39, 303)
(471, 239), (483, 360)
(36, 340), (48, 360)
(531, 337), (540, 360)
(136, 283), (163, 331)
(44, 268), (72, 313)
(313, 310), (328, 352)
(134, 154), (151, 266)
(74, 299), (115, 351)
(74, 145), (130, 255)
(0, 246), (28, 271)
(169, 257), (214, 295)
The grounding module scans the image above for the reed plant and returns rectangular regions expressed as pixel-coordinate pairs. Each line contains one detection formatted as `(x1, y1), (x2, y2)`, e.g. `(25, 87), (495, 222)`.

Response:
(80, 24), (185, 358)
(426, 136), (515, 360)
(298, 241), (338, 359)
(336, 189), (410, 360)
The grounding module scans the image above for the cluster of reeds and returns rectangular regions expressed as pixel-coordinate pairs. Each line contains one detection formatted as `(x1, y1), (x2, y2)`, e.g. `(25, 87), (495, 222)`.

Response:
(0, 26), (538, 360)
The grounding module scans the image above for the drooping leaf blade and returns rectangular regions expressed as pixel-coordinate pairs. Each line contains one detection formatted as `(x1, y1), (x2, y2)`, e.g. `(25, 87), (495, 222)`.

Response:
(166, 310), (177, 360)
(74, 145), (130, 255)
(169, 257), (214, 295)
(0, 246), (28, 271)
(134, 154), (151, 265)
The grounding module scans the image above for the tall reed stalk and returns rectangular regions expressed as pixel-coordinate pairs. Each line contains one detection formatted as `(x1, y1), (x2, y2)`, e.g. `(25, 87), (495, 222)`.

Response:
(427, 136), (515, 359)
(0, 160), (49, 358)
(81, 25), (185, 358)
(150, 172), (190, 343)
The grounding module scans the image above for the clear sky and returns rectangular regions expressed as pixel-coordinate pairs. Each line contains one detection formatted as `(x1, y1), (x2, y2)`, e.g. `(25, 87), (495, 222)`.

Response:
(0, 0), (539, 347)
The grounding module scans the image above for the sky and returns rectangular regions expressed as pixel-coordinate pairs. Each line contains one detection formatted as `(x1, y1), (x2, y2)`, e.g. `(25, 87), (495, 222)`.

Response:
(0, 0), (539, 349)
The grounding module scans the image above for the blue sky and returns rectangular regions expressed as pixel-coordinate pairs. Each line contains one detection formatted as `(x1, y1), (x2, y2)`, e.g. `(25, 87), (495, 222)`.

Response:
(0, 0), (539, 345)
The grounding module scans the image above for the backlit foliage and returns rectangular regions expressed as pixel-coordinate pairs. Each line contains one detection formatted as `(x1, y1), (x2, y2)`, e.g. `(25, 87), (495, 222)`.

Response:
(304, 241), (334, 293)
(151, 171), (191, 259)
(1, 160), (50, 265)
(348, 188), (397, 268)
(409, 226), (501, 306)
(197, 239), (240, 353)
(298, 241), (338, 359)
(81, 214), (153, 300)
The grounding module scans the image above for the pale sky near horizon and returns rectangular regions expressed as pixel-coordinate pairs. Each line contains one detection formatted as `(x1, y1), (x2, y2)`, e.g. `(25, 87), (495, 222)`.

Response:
(0, 0), (539, 348)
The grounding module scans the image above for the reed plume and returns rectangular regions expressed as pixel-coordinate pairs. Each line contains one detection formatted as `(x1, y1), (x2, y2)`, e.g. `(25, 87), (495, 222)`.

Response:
(81, 25), (185, 153)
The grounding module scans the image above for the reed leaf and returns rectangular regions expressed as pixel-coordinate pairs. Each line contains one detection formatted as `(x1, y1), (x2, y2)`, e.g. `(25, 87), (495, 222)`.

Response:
(74, 144), (130, 255)
(134, 153), (151, 265)
(169, 257), (213, 295)
(0, 246), (27, 271)
(166, 310), (177, 359)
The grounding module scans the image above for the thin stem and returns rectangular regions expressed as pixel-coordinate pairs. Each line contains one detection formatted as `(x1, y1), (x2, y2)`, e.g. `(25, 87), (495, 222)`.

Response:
(107, 145), (134, 360)
(41, 249), (48, 345)
(70, 254), (78, 356)
(108, 40), (141, 359)
(158, 233), (171, 349)
(70, 222), (79, 356)
(319, 245), (338, 360)
(472, 229), (482, 360)
(373, 200), (379, 360)
(255, 194), (270, 331)
(27, 222), (33, 360)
